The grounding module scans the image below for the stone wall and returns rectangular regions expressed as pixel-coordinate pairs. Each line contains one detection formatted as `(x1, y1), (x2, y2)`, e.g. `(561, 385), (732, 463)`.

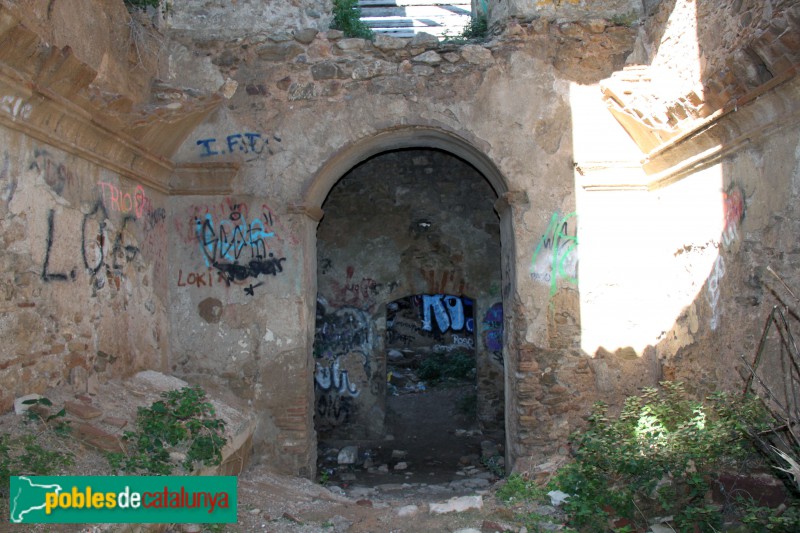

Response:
(164, 0), (332, 39)
(575, 0), (800, 430)
(13, 0), (799, 482)
(161, 18), (635, 474)
(0, 128), (170, 413)
(488, 0), (643, 26)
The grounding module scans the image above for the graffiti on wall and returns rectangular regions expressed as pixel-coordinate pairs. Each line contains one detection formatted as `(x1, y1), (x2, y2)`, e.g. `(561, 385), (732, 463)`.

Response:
(385, 294), (477, 353)
(0, 151), (13, 208)
(721, 185), (744, 249)
(176, 199), (292, 295)
(29, 149), (75, 196)
(314, 299), (373, 360)
(314, 359), (359, 397)
(421, 294), (475, 333)
(421, 269), (468, 295)
(32, 149), (166, 291)
(530, 211), (578, 296)
(327, 265), (400, 309)
(196, 132), (277, 161)
(194, 202), (285, 293)
(0, 95), (32, 120)
(314, 300), (371, 429)
(316, 394), (353, 428)
(482, 302), (504, 365)
(706, 256), (725, 331)
(42, 199), (144, 290)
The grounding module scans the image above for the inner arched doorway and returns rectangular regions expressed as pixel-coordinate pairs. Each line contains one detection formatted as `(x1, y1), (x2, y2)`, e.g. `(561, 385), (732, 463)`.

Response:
(309, 134), (509, 484)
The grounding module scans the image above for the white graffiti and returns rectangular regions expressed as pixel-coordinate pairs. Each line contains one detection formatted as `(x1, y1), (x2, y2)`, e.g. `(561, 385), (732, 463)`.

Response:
(422, 294), (465, 332)
(706, 255), (725, 330)
(452, 335), (475, 348)
(1, 95), (32, 120)
(314, 359), (359, 397)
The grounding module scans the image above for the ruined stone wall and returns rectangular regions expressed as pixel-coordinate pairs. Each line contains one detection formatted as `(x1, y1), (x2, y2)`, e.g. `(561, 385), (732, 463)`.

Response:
(0, 0), (656, 476)
(488, 0), (642, 26)
(314, 149), (503, 439)
(164, 0), (332, 39)
(0, 128), (170, 413)
(0, 0), (176, 414)
(5, 0), (158, 105)
(575, 0), (800, 427)
(162, 19), (635, 474)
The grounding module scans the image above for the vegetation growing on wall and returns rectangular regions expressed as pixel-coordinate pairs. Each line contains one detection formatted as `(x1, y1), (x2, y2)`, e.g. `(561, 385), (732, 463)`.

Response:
(331, 0), (374, 39)
(123, 0), (160, 10)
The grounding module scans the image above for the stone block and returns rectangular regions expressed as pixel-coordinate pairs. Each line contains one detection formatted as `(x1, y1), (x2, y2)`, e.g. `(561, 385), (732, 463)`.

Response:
(65, 400), (103, 420)
(337, 445), (358, 464)
(429, 495), (483, 514)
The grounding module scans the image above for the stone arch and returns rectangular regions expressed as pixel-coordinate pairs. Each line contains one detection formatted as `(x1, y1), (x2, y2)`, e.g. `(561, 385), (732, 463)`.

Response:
(304, 125), (515, 474)
(302, 125), (509, 208)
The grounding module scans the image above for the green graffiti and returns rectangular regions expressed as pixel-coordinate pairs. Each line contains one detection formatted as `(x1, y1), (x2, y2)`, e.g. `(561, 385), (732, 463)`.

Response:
(529, 211), (578, 297)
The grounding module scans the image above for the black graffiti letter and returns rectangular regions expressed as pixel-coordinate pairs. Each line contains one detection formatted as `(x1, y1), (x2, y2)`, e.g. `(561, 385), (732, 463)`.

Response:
(41, 209), (70, 282)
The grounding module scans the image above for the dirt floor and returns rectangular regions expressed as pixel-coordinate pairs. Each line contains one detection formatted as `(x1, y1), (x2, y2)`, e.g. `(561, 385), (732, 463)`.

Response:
(1, 377), (565, 533)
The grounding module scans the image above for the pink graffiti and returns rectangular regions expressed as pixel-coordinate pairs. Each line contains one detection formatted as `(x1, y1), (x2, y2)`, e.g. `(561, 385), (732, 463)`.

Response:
(97, 182), (151, 219)
(721, 187), (744, 248)
(330, 266), (381, 307)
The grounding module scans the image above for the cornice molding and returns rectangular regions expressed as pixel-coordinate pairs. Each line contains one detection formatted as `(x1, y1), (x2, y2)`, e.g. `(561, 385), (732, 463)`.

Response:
(0, 7), (236, 196)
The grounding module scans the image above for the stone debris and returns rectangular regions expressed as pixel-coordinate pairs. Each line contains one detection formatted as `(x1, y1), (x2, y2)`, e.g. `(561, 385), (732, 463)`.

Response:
(547, 490), (570, 506)
(14, 394), (43, 415)
(64, 400), (103, 420)
(73, 422), (125, 453)
(338, 445), (358, 465)
(396, 504), (419, 517)
(329, 514), (353, 532)
(429, 495), (483, 514)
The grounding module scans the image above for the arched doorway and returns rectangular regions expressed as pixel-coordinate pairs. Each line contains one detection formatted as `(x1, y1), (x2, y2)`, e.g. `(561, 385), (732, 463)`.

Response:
(308, 131), (509, 484)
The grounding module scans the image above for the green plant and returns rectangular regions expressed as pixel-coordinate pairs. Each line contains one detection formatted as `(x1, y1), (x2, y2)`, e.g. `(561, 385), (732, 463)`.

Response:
(124, 0), (160, 9)
(22, 397), (71, 434)
(741, 498), (800, 531)
(496, 473), (546, 503)
(461, 14), (488, 40)
(442, 0), (489, 43)
(417, 351), (475, 383)
(331, 0), (374, 39)
(482, 454), (505, 477)
(1, 434), (74, 496)
(108, 386), (226, 475)
(550, 382), (776, 531)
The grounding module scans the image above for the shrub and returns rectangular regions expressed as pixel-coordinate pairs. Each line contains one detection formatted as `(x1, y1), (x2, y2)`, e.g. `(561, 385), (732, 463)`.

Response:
(331, 0), (374, 40)
(551, 382), (778, 531)
(417, 351), (475, 382)
(107, 386), (227, 475)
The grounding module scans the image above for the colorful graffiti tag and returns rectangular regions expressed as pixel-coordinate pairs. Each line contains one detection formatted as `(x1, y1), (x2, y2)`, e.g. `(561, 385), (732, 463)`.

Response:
(191, 201), (287, 294)
(530, 211), (578, 296)
(721, 185), (744, 249)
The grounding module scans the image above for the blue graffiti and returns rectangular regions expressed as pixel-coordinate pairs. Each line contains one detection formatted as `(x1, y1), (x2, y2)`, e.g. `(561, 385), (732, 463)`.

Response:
(195, 211), (286, 286)
(422, 294), (472, 333)
(196, 213), (274, 265)
(197, 133), (268, 157)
